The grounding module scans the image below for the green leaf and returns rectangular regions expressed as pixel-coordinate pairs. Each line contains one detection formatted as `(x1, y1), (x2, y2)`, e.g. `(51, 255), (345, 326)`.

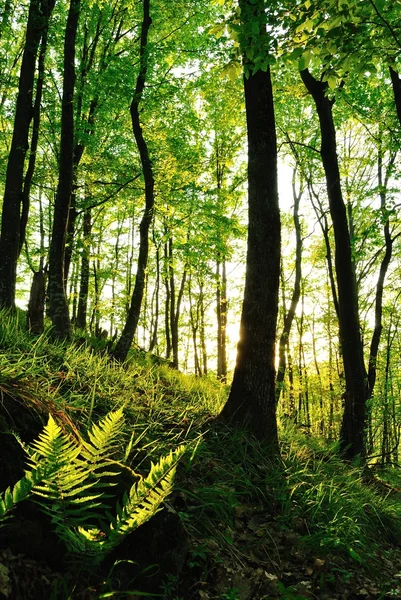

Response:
(298, 50), (311, 71)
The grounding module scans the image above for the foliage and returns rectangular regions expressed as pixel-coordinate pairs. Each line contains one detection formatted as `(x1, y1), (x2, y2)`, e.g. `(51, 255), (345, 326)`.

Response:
(0, 410), (185, 566)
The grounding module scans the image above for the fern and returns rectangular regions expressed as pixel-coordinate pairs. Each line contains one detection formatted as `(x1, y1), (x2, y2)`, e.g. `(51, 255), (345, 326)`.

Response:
(28, 416), (103, 529)
(106, 445), (186, 550)
(81, 407), (126, 478)
(0, 464), (49, 522)
(0, 411), (186, 566)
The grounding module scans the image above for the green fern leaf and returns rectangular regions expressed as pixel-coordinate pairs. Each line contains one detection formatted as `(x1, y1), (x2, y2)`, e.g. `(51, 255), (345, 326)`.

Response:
(106, 445), (185, 552)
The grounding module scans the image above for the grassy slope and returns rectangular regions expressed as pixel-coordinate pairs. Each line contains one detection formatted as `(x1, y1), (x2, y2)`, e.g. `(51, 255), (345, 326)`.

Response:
(1, 310), (401, 599)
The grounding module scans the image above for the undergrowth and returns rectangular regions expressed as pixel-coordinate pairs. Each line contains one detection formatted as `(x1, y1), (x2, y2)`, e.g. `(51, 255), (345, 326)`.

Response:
(1, 309), (401, 598)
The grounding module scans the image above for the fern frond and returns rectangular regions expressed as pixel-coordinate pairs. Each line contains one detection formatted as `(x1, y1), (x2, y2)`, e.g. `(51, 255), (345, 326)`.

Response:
(81, 408), (125, 472)
(28, 414), (81, 469)
(0, 464), (50, 523)
(26, 415), (104, 527)
(106, 445), (186, 551)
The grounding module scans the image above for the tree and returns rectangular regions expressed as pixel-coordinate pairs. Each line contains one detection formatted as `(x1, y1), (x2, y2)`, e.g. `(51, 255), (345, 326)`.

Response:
(0, 0), (55, 308)
(220, 0), (281, 449)
(300, 69), (368, 460)
(114, 0), (154, 362)
(48, 0), (81, 339)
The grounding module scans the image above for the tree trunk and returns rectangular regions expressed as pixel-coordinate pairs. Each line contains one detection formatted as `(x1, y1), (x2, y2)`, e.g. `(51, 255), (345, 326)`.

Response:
(389, 66), (401, 126)
(114, 0), (154, 362)
(20, 0), (56, 255)
(48, 0), (81, 339)
(199, 282), (208, 375)
(301, 69), (367, 460)
(0, 0), (49, 308)
(216, 258), (228, 382)
(276, 169), (302, 403)
(148, 239), (160, 353)
(367, 145), (396, 399)
(26, 269), (46, 334)
(76, 207), (91, 330)
(220, 0), (281, 449)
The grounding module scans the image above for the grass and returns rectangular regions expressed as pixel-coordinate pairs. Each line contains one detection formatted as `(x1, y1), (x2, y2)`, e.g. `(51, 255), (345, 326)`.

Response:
(1, 308), (401, 598)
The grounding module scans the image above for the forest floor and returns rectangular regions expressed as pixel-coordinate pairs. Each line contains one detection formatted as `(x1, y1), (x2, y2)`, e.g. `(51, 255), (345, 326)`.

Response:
(1, 311), (401, 599)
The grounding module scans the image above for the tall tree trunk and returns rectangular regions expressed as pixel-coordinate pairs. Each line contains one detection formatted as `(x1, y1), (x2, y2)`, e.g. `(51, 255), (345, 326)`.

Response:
(276, 169), (302, 403)
(20, 0), (56, 255)
(48, 0), (81, 339)
(367, 145), (397, 399)
(199, 282), (208, 375)
(0, 0), (49, 308)
(301, 69), (367, 460)
(163, 237), (172, 359)
(76, 207), (91, 330)
(220, 0), (281, 449)
(216, 258), (228, 382)
(114, 0), (154, 362)
(148, 239), (160, 353)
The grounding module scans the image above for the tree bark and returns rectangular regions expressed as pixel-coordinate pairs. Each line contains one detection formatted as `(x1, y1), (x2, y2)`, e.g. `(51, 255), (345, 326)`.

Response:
(76, 207), (91, 330)
(0, 0), (49, 308)
(220, 0), (281, 449)
(216, 258), (228, 382)
(276, 170), (302, 403)
(20, 0), (56, 255)
(390, 66), (401, 126)
(26, 269), (46, 334)
(114, 0), (154, 362)
(48, 0), (81, 339)
(367, 146), (397, 398)
(301, 68), (367, 460)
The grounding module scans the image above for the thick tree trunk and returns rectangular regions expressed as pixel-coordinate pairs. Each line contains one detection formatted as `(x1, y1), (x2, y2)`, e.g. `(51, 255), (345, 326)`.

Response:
(114, 0), (154, 362)
(0, 0), (48, 308)
(301, 69), (367, 460)
(48, 0), (81, 339)
(220, 0), (281, 448)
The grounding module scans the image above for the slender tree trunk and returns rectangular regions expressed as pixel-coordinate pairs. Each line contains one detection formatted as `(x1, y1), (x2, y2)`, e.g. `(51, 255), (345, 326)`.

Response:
(312, 314), (324, 434)
(220, 0), (281, 449)
(20, 0), (56, 255)
(199, 282), (208, 375)
(164, 238), (172, 359)
(48, 0), (81, 339)
(216, 258), (228, 382)
(309, 183), (340, 320)
(367, 145), (397, 399)
(114, 0), (154, 362)
(301, 69), (367, 460)
(276, 169), (302, 403)
(26, 270), (46, 334)
(149, 240), (160, 353)
(0, 0), (49, 307)
(390, 67), (401, 126)
(76, 207), (91, 330)
(189, 274), (201, 376)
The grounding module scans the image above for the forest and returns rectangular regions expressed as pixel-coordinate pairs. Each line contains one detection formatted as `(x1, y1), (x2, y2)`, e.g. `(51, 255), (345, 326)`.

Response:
(2, 0), (401, 598)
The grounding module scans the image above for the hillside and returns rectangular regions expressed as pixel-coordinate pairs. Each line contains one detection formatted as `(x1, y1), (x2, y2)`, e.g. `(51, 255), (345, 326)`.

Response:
(1, 312), (401, 600)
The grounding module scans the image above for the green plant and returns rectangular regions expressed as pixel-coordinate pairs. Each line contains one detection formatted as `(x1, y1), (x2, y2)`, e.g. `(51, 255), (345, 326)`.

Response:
(0, 410), (185, 565)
